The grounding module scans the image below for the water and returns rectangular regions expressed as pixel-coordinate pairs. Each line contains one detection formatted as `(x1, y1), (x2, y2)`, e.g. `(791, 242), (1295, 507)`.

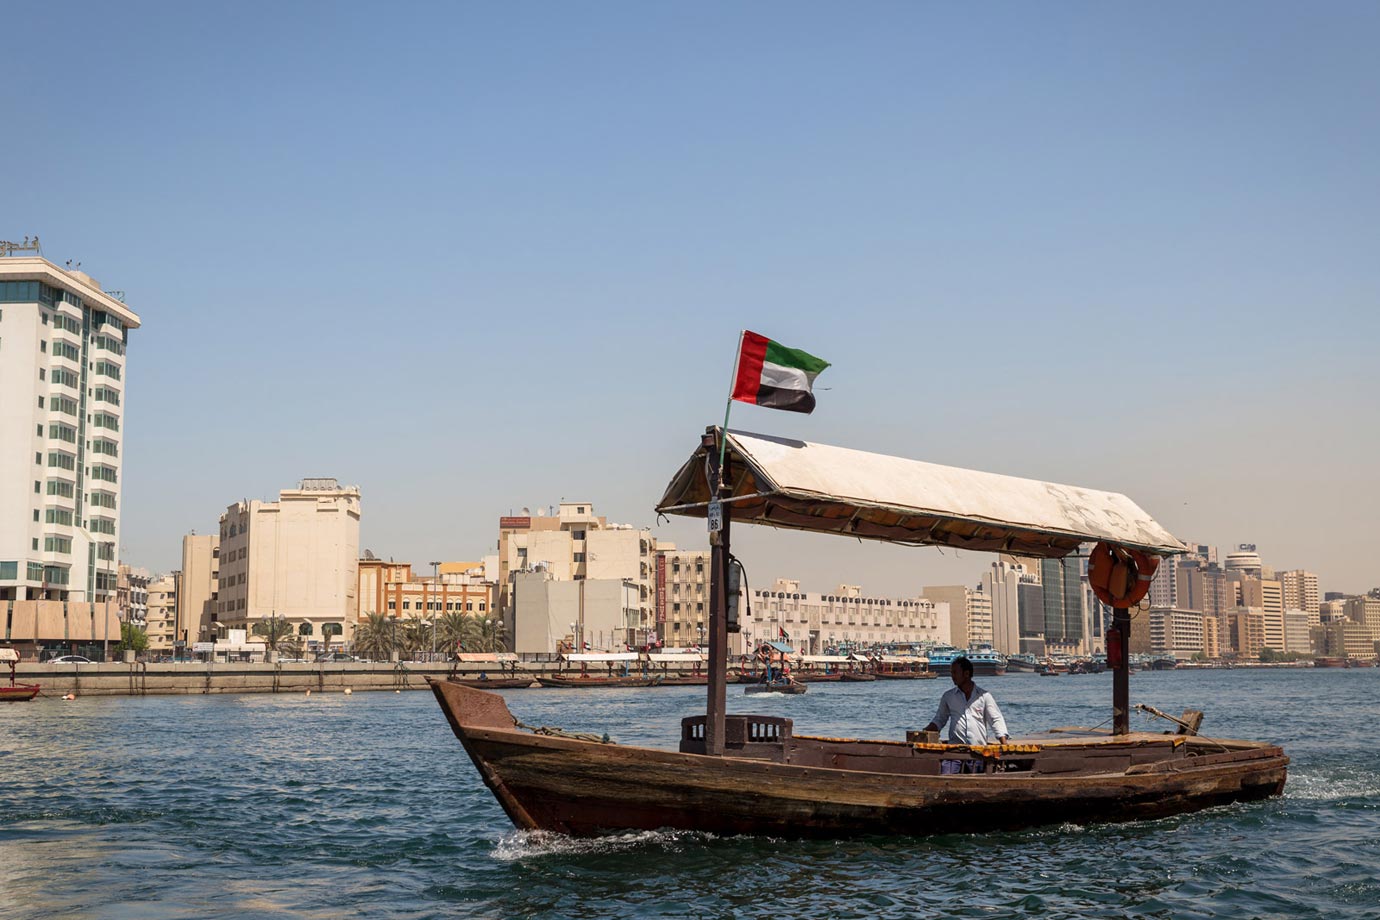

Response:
(2, 669), (1378, 919)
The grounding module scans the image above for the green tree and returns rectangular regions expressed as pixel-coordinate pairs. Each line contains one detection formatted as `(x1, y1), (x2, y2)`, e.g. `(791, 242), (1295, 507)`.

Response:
(437, 612), (468, 654)
(1258, 647), (1279, 662)
(114, 622), (148, 656)
(354, 612), (397, 661)
(252, 616), (295, 651)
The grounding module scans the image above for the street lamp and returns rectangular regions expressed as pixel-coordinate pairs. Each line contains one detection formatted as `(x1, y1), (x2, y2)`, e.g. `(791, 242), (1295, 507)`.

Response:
(74, 524), (113, 661)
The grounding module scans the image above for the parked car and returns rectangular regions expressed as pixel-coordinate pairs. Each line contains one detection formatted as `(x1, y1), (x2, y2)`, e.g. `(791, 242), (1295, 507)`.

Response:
(315, 653), (360, 663)
(50, 655), (93, 664)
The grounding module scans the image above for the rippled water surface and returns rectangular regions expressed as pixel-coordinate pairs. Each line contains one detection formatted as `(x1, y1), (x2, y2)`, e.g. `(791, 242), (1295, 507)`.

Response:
(2, 669), (1378, 919)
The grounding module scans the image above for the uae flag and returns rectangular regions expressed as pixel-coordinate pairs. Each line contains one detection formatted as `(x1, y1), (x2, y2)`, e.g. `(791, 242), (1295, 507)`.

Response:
(730, 331), (830, 414)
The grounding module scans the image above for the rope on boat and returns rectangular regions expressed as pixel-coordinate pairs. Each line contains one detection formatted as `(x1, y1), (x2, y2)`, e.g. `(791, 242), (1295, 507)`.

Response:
(513, 717), (611, 744)
(1135, 704), (1231, 752)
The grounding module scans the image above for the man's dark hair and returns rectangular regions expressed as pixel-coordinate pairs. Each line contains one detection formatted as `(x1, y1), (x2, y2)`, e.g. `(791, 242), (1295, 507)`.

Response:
(952, 656), (974, 678)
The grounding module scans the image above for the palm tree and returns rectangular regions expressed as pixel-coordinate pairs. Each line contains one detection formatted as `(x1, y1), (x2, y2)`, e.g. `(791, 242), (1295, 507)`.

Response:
(253, 615), (294, 652)
(472, 615), (507, 653)
(436, 612), (468, 655)
(354, 612), (396, 661)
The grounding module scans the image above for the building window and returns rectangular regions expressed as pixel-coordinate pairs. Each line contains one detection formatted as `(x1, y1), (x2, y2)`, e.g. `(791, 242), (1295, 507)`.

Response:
(44, 535), (72, 554)
(573, 553), (585, 563)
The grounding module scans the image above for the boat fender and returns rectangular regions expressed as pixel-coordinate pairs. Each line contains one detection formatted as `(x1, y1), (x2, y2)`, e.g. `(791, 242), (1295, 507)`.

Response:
(1088, 542), (1160, 608)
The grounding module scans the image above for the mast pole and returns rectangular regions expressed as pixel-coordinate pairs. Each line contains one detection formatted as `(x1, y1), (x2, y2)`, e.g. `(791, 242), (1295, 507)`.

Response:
(705, 427), (730, 756)
(1113, 606), (1130, 735)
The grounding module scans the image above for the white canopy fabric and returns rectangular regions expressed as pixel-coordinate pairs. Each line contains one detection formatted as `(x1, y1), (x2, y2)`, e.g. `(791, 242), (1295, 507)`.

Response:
(562, 652), (639, 663)
(0, 648), (19, 663)
(648, 652), (706, 664)
(455, 652), (520, 663)
(875, 655), (928, 664)
(800, 655), (851, 664)
(657, 429), (1185, 558)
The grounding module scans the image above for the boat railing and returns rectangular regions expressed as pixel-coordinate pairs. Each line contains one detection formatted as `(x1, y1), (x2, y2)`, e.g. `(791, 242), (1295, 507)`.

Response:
(680, 714), (793, 760)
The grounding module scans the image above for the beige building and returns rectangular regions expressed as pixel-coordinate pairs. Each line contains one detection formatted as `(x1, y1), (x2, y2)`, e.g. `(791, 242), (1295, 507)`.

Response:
(1202, 613), (1221, 659)
(1278, 570), (1320, 622)
(215, 479), (360, 651)
(922, 585), (980, 649)
(657, 547), (714, 650)
(497, 503), (655, 643)
(1227, 608), (1266, 660)
(0, 255), (140, 608)
(117, 564), (150, 627)
(1344, 595), (1380, 644)
(146, 574), (176, 654)
(511, 570), (640, 655)
(1283, 610), (1313, 655)
(356, 558), (497, 621)
(1311, 620), (1376, 661)
(176, 533), (220, 652)
(1320, 599), (1349, 623)
(1148, 607), (1206, 659)
(1238, 578), (1285, 651)
(749, 578), (950, 654)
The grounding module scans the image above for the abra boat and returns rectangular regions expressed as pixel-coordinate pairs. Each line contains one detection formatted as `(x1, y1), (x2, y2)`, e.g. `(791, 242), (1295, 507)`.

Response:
(537, 652), (656, 688)
(429, 428), (1287, 838)
(1, 648), (39, 702)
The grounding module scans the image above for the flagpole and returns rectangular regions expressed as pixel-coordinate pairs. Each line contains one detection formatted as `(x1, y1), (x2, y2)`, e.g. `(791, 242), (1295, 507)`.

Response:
(718, 331), (745, 480)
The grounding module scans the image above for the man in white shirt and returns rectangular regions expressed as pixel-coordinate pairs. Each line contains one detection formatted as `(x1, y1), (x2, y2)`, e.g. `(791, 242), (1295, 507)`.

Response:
(924, 657), (1009, 774)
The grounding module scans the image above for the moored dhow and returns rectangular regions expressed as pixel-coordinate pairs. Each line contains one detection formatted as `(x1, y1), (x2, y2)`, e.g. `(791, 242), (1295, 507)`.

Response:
(429, 427), (1288, 838)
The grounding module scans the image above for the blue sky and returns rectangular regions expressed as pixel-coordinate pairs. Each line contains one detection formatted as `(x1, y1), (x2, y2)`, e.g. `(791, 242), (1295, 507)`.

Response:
(5, 2), (1378, 594)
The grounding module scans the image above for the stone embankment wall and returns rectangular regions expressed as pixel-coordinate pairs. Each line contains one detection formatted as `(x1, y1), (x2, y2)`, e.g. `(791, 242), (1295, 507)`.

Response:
(11, 662), (556, 697)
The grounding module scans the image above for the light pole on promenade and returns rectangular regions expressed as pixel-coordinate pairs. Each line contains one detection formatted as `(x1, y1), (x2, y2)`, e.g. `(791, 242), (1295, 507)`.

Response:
(430, 561), (442, 661)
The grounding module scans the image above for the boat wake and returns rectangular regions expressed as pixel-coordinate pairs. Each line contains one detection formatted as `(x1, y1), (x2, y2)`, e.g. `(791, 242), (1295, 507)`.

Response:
(491, 828), (720, 861)
(1285, 769), (1380, 804)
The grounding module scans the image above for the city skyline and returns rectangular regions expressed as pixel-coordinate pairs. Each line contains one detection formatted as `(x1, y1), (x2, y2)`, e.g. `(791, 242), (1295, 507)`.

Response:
(4, 3), (1378, 596)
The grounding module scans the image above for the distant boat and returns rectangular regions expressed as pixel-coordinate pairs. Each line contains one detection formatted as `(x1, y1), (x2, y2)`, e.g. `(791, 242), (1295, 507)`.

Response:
(744, 678), (807, 695)
(1, 649), (38, 702)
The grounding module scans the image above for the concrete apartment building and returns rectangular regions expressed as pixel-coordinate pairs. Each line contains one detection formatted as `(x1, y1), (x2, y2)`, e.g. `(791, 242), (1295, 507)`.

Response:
(146, 574), (176, 654)
(214, 479), (360, 651)
(498, 502), (656, 650)
(117, 564), (150, 627)
(1278, 570), (1320, 620)
(511, 570), (640, 654)
(1344, 595), (1380, 644)
(1, 253), (138, 657)
(1148, 607), (1206, 659)
(1238, 578), (1285, 652)
(982, 560), (1025, 655)
(1, 255), (139, 603)
(921, 585), (979, 649)
(1311, 620), (1377, 660)
(176, 533), (220, 652)
(657, 546), (714, 649)
(750, 578), (950, 654)
(356, 558), (497, 620)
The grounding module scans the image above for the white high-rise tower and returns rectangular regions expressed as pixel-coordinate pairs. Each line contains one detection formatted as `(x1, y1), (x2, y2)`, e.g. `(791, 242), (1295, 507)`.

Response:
(0, 255), (140, 604)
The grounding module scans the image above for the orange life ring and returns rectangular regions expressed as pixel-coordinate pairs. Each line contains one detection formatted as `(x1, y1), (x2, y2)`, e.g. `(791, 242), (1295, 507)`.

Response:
(1087, 541), (1160, 608)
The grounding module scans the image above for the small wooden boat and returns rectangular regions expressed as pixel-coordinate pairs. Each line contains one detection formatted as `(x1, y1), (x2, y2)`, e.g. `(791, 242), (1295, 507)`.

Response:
(449, 677), (535, 689)
(537, 676), (657, 689)
(794, 672), (842, 682)
(744, 678), (806, 695)
(839, 671), (876, 682)
(430, 427), (1288, 838)
(1, 649), (38, 702)
(656, 675), (709, 686)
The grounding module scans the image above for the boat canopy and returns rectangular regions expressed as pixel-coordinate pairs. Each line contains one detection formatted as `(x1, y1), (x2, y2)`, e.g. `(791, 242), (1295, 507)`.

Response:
(800, 655), (851, 664)
(657, 429), (1185, 558)
(455, 652), (520, 663)
(874, 655), (928, 664)
(562, 652), (639, 663)
(0, 648), (18, 663)
(757, 641), (796, 655)
(648, 652), (706, 664)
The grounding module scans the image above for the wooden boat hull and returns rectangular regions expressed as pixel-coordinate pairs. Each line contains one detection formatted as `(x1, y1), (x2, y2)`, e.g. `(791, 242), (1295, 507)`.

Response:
(873, 672), (937, 680)
(429, 679), (1287, 839)
(448, 677), (535, 689)
(840, 672), (877, 682)
(536, 676), (657, 689)
(744, 680), (806, 695)
(0, 684), (40, 702)
(654, 675), (708, 686)
(795, 673), (842, 682)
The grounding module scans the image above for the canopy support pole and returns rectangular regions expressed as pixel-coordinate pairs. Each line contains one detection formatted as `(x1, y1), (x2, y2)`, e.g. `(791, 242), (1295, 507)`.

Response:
(705, 428), (730, 756)
(1113, 606), (1130, 735)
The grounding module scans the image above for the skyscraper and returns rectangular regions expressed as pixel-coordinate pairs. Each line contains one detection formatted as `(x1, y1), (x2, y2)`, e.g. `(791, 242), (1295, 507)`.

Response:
(1039, 555), (1086, 651)
(1, 256), (140, 604)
